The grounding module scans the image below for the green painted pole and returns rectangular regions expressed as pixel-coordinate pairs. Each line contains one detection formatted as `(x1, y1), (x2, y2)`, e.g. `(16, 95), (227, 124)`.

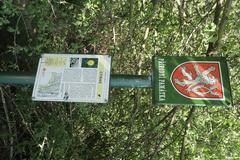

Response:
(110, 74), (152, 88)
(0, 72), (36, 85)
(0, 72), (152, 88)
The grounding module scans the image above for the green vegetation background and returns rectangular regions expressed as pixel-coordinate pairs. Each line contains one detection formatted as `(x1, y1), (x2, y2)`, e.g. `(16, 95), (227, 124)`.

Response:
(0, 0), (239, 159)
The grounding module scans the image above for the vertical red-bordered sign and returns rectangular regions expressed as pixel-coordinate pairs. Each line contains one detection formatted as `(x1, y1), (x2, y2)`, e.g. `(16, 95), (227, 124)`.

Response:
(152, 56), (233, 106)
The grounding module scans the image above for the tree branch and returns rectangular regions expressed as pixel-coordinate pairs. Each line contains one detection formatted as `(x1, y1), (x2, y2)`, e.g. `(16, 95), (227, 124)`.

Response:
(128, 0), (135, 40)
(206, 0), (222, 55)
(159, 128), (183, 152)
(215, 0), (233, 51)
(176, 0), (185, 34)
(143, 106), (178, 138)
(0, 87), (13, 160)
(2, 89), (36, 141)
(206, 0), (233, 56)
(180, 106), (196, 160)
(149, 107), (177, 160)
(47, 0), (57, 18)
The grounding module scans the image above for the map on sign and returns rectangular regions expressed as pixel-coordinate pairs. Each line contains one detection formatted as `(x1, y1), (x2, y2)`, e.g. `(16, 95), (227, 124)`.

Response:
(32, 54), (111, 103)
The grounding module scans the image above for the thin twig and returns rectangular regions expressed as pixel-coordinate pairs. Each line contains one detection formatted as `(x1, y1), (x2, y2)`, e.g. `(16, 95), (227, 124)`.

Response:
(20, 13), (30, 40)
(0, 87), (13, 160)
(128, 0), (134, 40)
(142, 27), (149, 49)
(13, 13), (23, 71)
(13, 13), (22, 47)
(38, 136), (48, 156)
(47, 0), (57, 18)
(112, 26), (116, 45)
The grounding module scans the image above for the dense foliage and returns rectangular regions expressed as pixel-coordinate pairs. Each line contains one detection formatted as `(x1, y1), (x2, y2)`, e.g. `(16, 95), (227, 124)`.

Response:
(0, 0), (240, 159)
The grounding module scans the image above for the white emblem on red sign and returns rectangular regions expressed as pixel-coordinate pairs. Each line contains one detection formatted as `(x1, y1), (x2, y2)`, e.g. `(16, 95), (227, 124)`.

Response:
(171, 61), (224, 100)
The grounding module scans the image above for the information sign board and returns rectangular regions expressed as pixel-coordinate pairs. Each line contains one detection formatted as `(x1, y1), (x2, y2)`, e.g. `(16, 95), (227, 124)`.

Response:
(152, 56), (232, 106)
(32, 54), (111, 103)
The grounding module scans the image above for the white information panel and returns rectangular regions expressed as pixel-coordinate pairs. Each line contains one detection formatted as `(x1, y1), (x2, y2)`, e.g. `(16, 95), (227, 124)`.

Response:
(32, 54), (111, 103)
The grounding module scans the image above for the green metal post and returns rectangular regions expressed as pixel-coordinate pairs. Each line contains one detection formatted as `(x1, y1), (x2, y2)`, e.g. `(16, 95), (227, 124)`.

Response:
(0, 72), (152, 88)
(0, 72), (36, 85)
(110, 74), (152, 88)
